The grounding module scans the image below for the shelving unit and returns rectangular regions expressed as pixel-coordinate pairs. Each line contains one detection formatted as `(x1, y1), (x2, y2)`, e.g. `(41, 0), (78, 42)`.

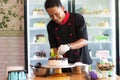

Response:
(25, 0), (51, 78)
(75, 0), (116, 71)
(24, 0), (70, 78)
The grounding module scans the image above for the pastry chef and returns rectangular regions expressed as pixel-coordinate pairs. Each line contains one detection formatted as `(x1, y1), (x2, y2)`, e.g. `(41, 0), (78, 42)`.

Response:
(44, 0), (92, 72)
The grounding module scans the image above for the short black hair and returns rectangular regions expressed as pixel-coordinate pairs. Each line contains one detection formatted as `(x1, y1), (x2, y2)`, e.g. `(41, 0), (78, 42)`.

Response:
(44, 0), (63, 10)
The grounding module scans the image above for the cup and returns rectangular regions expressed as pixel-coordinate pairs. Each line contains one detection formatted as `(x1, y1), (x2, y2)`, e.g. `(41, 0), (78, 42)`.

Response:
(8, 72), (18, 80)
(8, 70), (26, 80)
(6, 66), (24, 77)
(101, 71), (109, 80)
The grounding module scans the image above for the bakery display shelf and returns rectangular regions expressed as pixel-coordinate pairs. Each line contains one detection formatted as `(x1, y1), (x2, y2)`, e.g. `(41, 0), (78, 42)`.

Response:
(30, 42), (49, 45)
(83, 14), (111, 18)
(91, 57), (112, 59)
(29, 2), (45, 5)
(29, 15), (49, 19)
(88, 41), (111, 44)
(30, 27), (46, 30)
(30, 57), (48, 61)
(87, 26), (111, 29)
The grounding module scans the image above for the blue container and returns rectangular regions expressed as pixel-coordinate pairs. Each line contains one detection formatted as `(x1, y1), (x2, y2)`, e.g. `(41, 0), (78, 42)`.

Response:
(8, 70), (27, 80)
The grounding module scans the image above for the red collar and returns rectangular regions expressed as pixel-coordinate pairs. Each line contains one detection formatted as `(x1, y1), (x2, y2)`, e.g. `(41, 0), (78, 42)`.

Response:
(61, 11), (70, 25)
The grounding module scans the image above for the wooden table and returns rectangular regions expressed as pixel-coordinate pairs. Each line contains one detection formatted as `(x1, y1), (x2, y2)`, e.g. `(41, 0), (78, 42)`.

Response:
(28, 74), (88, 80)
(28, 74), (120, 80)
(28, 66), (120, 80)
(5, 73), (120, 80)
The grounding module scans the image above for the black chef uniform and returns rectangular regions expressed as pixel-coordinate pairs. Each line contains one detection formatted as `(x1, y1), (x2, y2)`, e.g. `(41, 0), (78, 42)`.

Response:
(47, 11), (92, 66)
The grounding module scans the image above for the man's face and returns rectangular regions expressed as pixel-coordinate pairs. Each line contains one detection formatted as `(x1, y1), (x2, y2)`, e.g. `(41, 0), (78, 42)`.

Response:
(46, 6), (65, 24)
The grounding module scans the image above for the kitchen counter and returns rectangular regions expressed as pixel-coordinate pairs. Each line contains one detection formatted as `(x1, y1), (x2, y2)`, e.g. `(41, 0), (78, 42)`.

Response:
(28, 74), (120, 80)
(5, 67), (120, 80)
(5, 73), (120, 80)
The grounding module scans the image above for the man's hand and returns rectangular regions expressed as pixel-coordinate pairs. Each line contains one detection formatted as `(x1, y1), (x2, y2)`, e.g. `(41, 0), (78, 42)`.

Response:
(57, 44), (71, 55)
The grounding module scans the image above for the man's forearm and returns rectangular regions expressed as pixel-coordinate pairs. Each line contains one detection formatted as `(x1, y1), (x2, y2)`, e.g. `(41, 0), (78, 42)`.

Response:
(70, 38), (88, 50)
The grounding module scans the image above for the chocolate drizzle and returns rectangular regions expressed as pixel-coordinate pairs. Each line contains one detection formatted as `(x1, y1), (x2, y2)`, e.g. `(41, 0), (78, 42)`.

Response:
(49, 58), (67, 61)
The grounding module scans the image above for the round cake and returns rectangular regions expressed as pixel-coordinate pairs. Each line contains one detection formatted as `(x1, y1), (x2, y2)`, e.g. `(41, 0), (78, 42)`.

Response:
(33, 21), (46, 27)
(48, 58), (68, 66)
(33, 8), (44, 16)
(35, 34), (47, 43)
(97, 62), (114, 71)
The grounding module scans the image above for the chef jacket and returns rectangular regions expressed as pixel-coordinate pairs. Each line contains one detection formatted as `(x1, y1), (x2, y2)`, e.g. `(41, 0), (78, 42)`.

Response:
(47, 11), (92, 64)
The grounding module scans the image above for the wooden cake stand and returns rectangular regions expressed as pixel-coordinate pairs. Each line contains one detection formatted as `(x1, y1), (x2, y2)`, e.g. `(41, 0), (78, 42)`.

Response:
(42, 64), (75, 80)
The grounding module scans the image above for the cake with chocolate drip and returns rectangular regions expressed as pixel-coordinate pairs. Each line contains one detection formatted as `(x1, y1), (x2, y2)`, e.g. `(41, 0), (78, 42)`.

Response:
(48, 57), (68, 66)
(48, 49), (68, 66)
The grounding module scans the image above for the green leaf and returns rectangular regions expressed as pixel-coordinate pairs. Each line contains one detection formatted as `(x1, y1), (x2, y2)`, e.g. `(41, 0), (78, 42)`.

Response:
(19, 16), (24, 20)
(3, 0), (8, 4)
(3, 16), (9, 20)
(19, 25), (22, 31)
(6, 19), (10, 22)
(8, 10), (11, 15)
(0, 23), (3, 28)
(12, 13), (18, 17)
(4, 24), (7, 28)
(2, 21), (5, 25)
(0, 22), (4, 28)
(0, 11), (5, 15)
(0, 8), (3, 10)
